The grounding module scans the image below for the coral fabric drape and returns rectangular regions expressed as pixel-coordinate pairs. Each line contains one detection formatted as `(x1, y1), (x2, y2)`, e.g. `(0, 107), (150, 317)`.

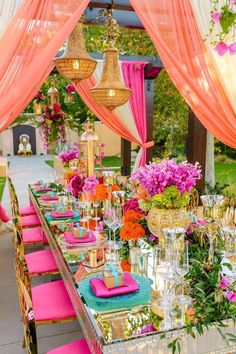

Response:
(191, 0), (236, 113)
(76, 60), (153, 167)
(0, 0), (89, 132)
(130, 0), (236, 148)
(0, 0), (22, 38)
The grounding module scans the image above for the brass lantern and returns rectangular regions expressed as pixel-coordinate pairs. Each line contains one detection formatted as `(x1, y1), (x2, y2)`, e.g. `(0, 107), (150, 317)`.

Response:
(47, 85), (59, 108)
(90, 48), (131, 111)
(80, 120), (99, 177)
(54, 22), (97, 84)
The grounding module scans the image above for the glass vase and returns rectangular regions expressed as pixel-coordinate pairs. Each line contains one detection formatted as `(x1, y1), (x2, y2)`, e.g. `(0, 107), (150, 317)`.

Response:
(129, 241), (140, 274)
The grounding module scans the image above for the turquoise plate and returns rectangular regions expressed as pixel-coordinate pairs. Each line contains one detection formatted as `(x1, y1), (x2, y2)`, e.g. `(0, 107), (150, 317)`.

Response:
(44, 211), (80, 222)
(78, 273), (151, 312)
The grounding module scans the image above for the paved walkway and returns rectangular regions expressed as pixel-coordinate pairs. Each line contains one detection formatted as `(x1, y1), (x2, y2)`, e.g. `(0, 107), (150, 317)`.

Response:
(0, 156), (81, 354)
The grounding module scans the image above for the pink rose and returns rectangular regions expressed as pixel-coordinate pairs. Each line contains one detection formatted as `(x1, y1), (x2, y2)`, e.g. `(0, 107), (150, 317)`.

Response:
(212, 12), (221, 23)
(225, 291), (236, 302)
(229, 42), (236, 55)
(53, 102), (61, 113)
(214, 42), (228, 56)
(66, 84), (75, 93)
(230, 0), (236, 5)
(219, 277), (230, 290)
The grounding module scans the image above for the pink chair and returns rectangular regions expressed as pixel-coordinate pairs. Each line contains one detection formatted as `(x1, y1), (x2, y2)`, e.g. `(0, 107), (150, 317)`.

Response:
(47, 339), (91, 354)
(21, 214), (41, 228)
(15, 257), (77, 354)
(25, 249), (59, 277)
(15, 222), (58, 277)
(19, 205), (36, 216)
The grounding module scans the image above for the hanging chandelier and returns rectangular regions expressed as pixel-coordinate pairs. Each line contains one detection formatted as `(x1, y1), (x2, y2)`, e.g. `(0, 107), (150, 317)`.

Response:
(90, 14), (131, 111)
(54, 22), (97, 84)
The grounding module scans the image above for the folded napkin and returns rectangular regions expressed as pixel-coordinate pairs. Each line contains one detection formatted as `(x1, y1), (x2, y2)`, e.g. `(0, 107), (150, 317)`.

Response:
(34, 188), (52, 193)
(51, 210), (75, 218)
(89, 272), (139, 298)
(64, 231), (96, 244)
(41, 195), (59, 201)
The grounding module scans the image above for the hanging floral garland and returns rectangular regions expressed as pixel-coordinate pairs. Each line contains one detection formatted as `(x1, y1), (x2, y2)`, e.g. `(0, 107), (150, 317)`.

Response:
(38, 103), (67, 148)
(209, 0), (236, 55)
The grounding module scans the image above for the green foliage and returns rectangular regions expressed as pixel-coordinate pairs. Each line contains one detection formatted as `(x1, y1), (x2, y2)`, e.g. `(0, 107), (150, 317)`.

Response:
(153, 70), (188, 158)
(151, 185), (190, 209)
(0, 177), (6, 201)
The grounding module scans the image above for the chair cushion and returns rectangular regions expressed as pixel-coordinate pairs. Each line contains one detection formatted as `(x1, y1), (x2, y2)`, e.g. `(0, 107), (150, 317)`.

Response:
(22, 214), (40, 227)
(25, 249), (58, 275)
(22, 227), (44, 244)
(46, 339), (91, 354)
(32, 280), (76, 322)
(19, 206), (36, 216)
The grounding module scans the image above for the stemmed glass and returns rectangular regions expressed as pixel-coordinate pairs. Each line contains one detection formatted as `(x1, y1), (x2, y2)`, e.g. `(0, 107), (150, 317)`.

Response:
(175, 241), (191, 327)
(103, 204), (114, 245)
(201, 195), (228, 262)
(155, 246), (175, 330)
(110, 208), (124, 263)
(92, 198), (100, 225)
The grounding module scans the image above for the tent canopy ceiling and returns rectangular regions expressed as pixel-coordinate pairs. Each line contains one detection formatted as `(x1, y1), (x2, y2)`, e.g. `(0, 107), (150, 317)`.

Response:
(84, 0), (143, 28)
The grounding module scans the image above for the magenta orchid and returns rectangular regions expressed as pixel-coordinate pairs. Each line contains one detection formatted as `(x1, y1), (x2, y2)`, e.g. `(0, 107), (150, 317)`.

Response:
(131, 160), (201, 197)
(58, 149), (78, 166)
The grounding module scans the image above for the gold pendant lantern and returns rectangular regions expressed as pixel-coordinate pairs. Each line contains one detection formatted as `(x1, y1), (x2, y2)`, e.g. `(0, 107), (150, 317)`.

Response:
(47, 85), (59, 108)
(90, 47), (131, 111)
(54, 22), (97, 84)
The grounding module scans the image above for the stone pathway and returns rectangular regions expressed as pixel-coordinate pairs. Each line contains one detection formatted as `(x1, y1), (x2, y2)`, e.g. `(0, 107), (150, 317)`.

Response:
(0, 156), (82, 354)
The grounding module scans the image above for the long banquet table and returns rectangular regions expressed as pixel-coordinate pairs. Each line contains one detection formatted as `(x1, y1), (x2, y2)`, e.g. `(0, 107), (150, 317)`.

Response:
(29, 185), (236, 354)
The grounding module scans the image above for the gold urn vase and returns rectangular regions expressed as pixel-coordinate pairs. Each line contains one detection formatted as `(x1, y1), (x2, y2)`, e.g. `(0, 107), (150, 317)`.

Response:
(147, 208), (190, 241)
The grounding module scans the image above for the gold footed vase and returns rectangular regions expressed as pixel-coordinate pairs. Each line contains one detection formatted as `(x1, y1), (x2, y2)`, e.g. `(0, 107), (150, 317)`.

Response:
(147, 208), (190, 241)
(48, 141), (57, 155)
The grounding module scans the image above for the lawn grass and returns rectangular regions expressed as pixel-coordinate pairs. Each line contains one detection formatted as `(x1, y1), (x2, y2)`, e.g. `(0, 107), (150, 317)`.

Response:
(0, 177), (6, 201)
(215, 162), (236, 195)
(44, 156), (235, 194)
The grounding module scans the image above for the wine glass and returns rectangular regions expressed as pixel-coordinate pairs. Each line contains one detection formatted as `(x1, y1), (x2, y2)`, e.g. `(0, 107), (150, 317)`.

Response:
(175, 241), (190, 305)
(110, 208), (124, 263)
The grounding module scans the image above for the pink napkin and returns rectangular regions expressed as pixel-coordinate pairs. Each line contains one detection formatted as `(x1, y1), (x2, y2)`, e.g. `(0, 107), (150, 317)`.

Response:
(36, 188), (52, 193)
(41, 196), (59, 201)
(89, 272), (139, 298)
(51, 210), (75, 218)
(64, 231), (96, 244)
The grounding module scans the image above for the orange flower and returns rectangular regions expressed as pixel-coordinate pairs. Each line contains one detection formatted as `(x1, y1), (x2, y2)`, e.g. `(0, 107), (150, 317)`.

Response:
(95, 184), (108, 200)
(137, 185), (148, 200)
(80, 219), (96, 231)
(120, 222), (145, 241)
(112, 184), (120, 192)
(66, 171), (76, 181)
(123, 210), (143, 223)
(120, 259), (131, 272)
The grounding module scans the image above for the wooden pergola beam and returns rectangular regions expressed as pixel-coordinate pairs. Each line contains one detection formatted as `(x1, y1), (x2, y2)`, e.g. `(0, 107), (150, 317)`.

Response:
(88, 2), (134, 12)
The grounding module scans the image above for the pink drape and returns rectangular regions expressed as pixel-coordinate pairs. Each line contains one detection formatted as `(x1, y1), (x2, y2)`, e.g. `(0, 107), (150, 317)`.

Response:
(121, 61), (148, 166)
(76, 76), (139, 142)
(76, 61), (155, 166)
(0, 0), (89, 132)
(130, 0), (236, 148)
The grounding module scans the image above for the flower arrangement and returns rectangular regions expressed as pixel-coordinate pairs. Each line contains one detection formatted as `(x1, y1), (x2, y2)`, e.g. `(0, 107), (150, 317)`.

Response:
(67, 173), (85, 198)
(131, 159), (201, 211)
(120, 221), (145, 242)
(83, 175), (99, 194)
(208, 0), (236, 55)
(65, 84), (75, 93)
(38, 103), (67, 148)
(58, 149), (79, 167)
(33, 91), (46, 103)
